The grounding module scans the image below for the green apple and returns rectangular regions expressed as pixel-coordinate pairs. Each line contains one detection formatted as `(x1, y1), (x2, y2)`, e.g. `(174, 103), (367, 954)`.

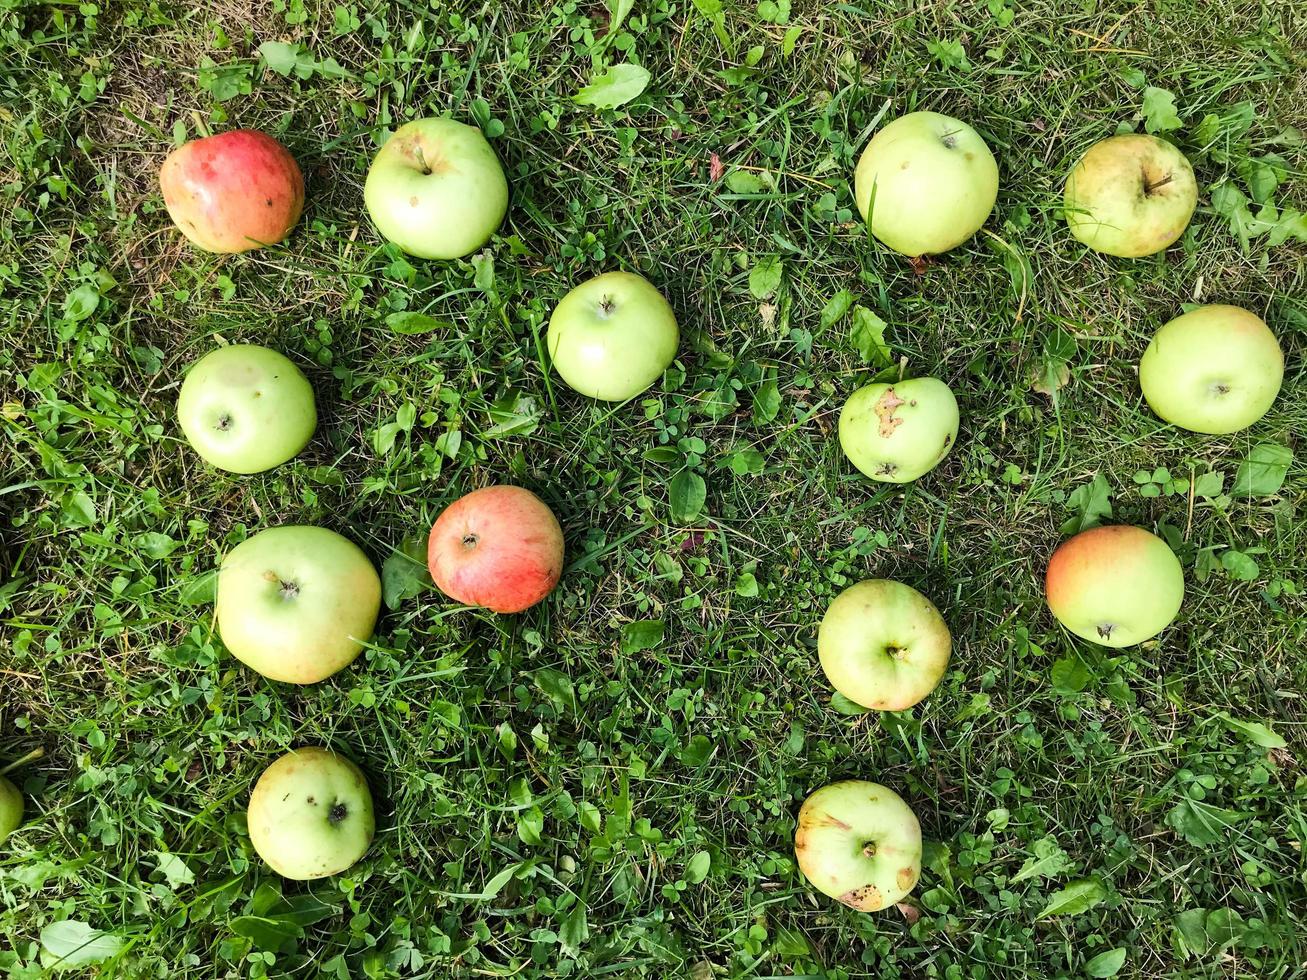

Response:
(364, 117), (508, 260)
(795, 780), (922, 912)
(854, 111), (999, 257)
(217, 526), (381, 684)
(177, 345), (316, 474)
(546, 271), (679, 401)
(1140, 304), (1283, 434)
(247, 747), (374, 880)
(0, 776), (21, 843)
(818, 580), (951, 711)
(838, 377), (959, 483)
(1046, 525), (1184, 647)
(1063, 134), (1197, 257)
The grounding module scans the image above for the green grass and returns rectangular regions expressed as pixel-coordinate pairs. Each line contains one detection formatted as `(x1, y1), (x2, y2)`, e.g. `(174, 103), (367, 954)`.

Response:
(2, 1), (1305, 977)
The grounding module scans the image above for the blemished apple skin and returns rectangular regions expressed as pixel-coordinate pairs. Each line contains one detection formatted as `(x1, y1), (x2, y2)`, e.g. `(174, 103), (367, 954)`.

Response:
(160, 130), (304, 253)
(247, 747), (375, 880)
(0, 776), (22, 843)
(217, 526), (381, 683)
(794, 780), (922, 912)
(364, 118), (508, 260)
(818, 580), (951, 711)
(854, 111), (999, 256)
(1139, 305), (1284, 434)
(838, 377), (960, 483)
(546, 271), (680, 401)
(1063, 134), (1197, 258)
(428, 486), (564, 614)
(177, 345), (316, 474)
(1046, 525), (1184, 647)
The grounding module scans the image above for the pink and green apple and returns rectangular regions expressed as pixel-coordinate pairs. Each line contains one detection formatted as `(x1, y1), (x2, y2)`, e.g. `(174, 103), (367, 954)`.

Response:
(1139, 304), (1283, 434)
(795, 780), (922, 912)
(818, 579), (951, 711)
(854, 111), (999, 257)
(1045, 525), (1184, 647)
(247, 747), (374, 880)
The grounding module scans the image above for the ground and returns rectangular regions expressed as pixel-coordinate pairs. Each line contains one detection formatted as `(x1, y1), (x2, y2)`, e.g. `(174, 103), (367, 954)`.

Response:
(1, 1), (1305, 978)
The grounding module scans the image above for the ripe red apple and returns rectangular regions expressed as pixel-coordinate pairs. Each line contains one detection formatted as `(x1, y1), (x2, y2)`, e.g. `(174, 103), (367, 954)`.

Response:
(427, 486), (564, 613)
(160, 130), (304, 253)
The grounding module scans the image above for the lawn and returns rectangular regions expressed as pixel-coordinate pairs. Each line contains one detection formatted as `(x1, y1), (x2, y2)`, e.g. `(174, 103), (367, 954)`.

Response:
(2, 1), (1305, 977)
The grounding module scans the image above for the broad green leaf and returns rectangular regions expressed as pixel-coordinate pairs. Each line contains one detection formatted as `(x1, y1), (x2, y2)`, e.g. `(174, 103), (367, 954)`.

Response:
(482, 392), (540, 438)
(1084, 948), (1126, 977)
(1036, 878), (1106, 919)
(669, 470), (707, 523)
(684, 850), (711, 884)
(152, 851), (195, 889)
(1051, 655), (1092, 695)
(62, 283), (101, 321)
(1211, 712), (1287, 749)
(679, 734), (714, 766)
(725, 169), (767, 193)
(849, 305), (890, 366)
(381, 534), (432, 610)
(1060, 473), (1112, 535)
(749, 255), (783, 298)
(178, 568), (218, 604)
(620, 619), (664, 655)
(831, 691), (871, 715)
(819, 289), (857, 331)
(385, 312), (451, 334)
(735, 571), (759, 597)
(559, 902), (590, 958)
(533, 667), (574, 705)
(1220, 548), (1259, 581)
(40, 921), (125, 969)
(1193, 471), (1224, 498)
(1011, 835), (1074, 883)
(135, 532), (179, 559)
(752, 379), (781, 424)
(606, 0), (636, 34)
(1165, 798), (1247, 846)
(1231, 443), (1292, 496)
(1141, 87), (1182, 132)
(258, 41), (301, 76)
(573, 63), (651, 108)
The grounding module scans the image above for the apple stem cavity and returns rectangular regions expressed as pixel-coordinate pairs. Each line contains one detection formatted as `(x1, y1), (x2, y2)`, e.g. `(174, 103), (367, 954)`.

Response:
(216, 414), (232, 431)
(597, 296), (616, 318)
(1097, 623), (1115, 640)
(279, 579), (300, 601)
(862, 840), (878, 858)
(461, 532), (479, 550)
(328, 801), (348, 824)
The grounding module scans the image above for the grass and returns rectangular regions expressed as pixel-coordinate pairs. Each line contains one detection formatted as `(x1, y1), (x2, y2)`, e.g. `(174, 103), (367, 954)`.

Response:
(1, 0), (1305, 977)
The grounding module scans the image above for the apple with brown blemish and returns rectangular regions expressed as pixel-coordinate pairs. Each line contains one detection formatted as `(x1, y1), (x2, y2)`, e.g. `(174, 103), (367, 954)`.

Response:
(427, 486), (564, 614)
(160, 130), (304, 253)
(247, 747), (375, 880)
(838, 377), (959, 483)
(818, 580), (951, 711)
(1063, 134), (1197, 257)
(1045, 525), (1184, 647)
(795, 780), (922, 912)
(364, 117), (508, 259)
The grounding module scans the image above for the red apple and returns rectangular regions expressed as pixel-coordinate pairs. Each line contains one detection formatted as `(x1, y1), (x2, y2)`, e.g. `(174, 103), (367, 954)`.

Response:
(160, 130), (304, 253)
(427, 486), (564, 613)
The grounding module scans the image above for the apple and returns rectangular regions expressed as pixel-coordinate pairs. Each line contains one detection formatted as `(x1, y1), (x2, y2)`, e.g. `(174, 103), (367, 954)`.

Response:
(1063, 134), (1197, 257)
(177, 345), (316, 474)
(160, 130), (304, 253)
(838, 377), (959, 483)
(546, 271), (680, 401)
(0, 776), (21, 843)
(1046, 525), (1184, 647)
(217, 526), (381, 683)
(818, 580), (951, 711)
(428, 486), (564, 614)
(795, 780), (922, 912)
(364, 117), (508, 259)
(247, 747), (374, 880)
(1139, 304), (1283, 434)
(854, 111), (999, 257)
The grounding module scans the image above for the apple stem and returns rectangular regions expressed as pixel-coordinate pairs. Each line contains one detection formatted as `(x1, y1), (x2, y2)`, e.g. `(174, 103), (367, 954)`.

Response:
(414, 143), (432, 176)
(897, 355), (907, 383)
(1, 747), (45, 777)
(1142, 171), (1174, 196)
